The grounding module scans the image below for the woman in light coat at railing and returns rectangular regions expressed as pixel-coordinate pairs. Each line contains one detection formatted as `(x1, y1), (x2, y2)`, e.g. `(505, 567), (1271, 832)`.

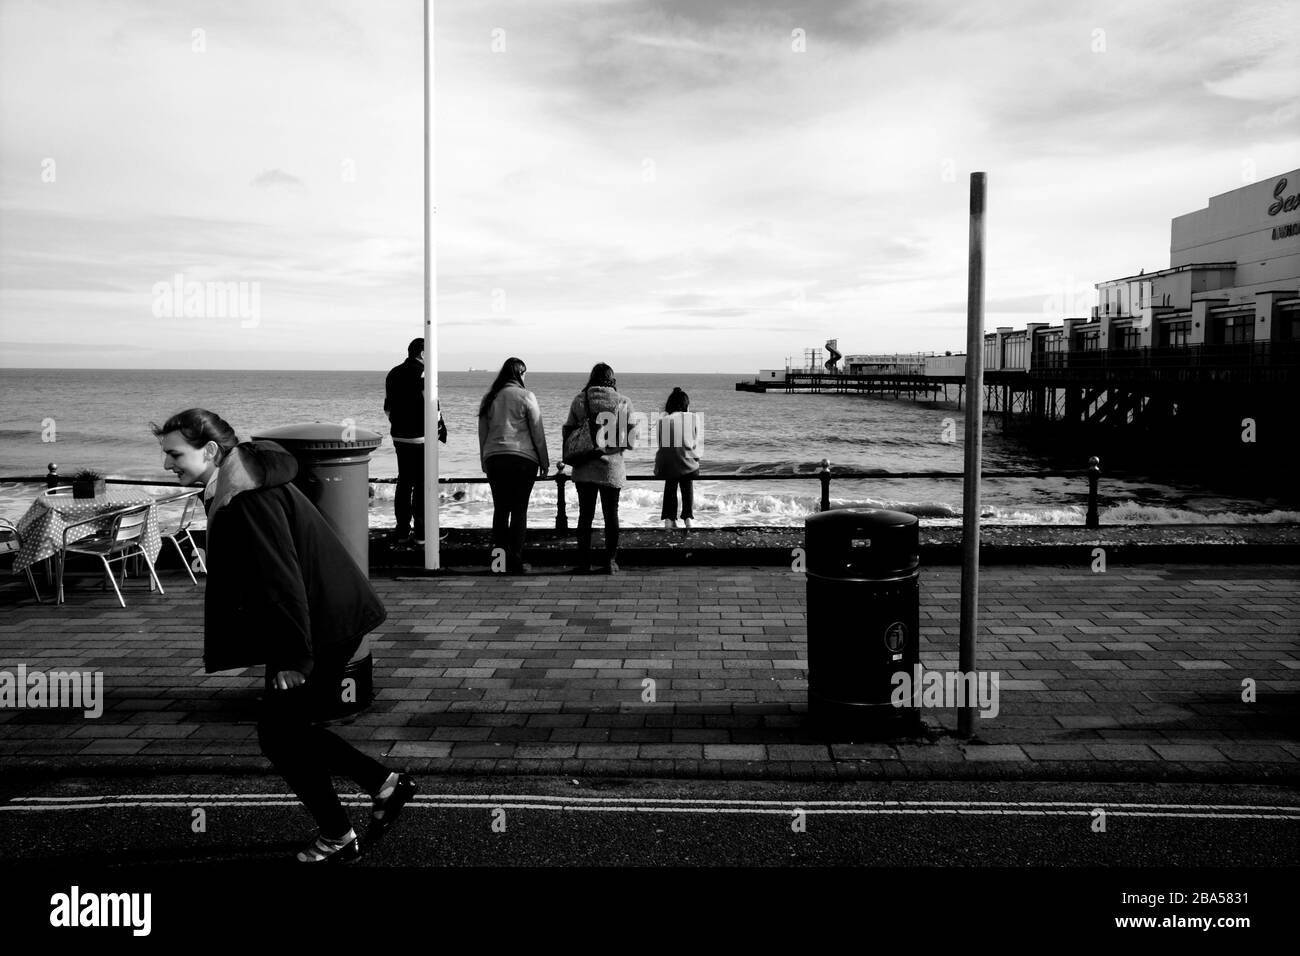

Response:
(478, 357), (549, 575)
(561, 362), (636, 574)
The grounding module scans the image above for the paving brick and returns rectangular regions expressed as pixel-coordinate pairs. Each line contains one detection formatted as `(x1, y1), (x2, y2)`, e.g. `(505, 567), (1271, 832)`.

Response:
(1022, 744), (1098, 760)
(637, 744), (705, 759)
(77, 740), (149, 755)
(1085, 744), (1161, 761)
(1151, 744), (1227, 762)
(386, 742), (454, 758)
(830, 744), (899, 760)
(1215, 744), (1295, 762)
(765, 744), (831, 762)
(963, 745), (1030, 762)
(3, 562), (1296, 783)
(513, 744), (578, 759)
(703, 744), (767, 761)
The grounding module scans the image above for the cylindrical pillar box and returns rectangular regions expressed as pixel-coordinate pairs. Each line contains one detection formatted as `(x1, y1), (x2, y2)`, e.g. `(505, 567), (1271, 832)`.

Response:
(251, 422), (383, 717)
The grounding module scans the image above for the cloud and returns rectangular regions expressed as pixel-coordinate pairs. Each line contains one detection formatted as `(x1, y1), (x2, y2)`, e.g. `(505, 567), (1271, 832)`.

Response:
(657, 307), (749, 318)
(0, 340), (148, 352)
(3, 0), (1298, 371)
(622, 320), (746, 330)
(250, 169), (307, 190)
(1244, 101), (1300, 129)
(613, 33), (739, 57)
(1204, 67), (1300, 101)
(440, 318), (518, 326)
(928, 294), (1060, 314)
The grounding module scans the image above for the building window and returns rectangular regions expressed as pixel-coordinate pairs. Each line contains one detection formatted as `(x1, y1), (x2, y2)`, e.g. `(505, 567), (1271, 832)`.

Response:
(1002, 336), (1026, 369)
(1219, 314), (1254, 345)
(1079, 330), (1099, 351)
(1280, 314), (1300, 342)
(1115, 328), (1141, 350)
(1160, 321), (1190, 348)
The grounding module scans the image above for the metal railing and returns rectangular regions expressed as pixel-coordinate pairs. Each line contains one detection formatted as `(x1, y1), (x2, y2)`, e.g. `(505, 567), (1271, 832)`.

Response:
(6, 457), (1108, 528)
(1032, 341), (1300, 373)
(377, 456), (1107, 529)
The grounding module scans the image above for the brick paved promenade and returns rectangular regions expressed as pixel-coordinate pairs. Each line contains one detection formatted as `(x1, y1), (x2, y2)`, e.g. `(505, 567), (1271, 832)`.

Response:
(1, 563), (1296, 781)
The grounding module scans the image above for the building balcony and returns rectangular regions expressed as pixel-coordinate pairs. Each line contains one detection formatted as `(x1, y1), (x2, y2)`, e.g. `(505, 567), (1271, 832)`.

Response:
(1030, 341), (1300, 384)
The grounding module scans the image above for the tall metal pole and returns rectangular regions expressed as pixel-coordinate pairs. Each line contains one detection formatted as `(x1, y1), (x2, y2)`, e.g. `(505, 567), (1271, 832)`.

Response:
(422, 0), (440, 569)
(958, 172), (986, 737)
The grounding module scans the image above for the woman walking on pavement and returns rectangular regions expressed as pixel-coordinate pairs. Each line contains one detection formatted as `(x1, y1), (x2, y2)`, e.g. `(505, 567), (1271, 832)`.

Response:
(478, 357), (550, 575)
(562, 363), (636, 574)
(153, 408), (416, 863)
(655, 387), (702, 531)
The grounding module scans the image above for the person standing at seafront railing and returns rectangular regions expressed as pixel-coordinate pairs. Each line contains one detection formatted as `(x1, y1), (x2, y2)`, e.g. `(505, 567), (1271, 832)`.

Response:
(384, 337), (447, 548)
(562, 363), (636, 574)
(152, 407), (415, 863)
(477, 357), (549, 575)
(655, 387), (702, 531)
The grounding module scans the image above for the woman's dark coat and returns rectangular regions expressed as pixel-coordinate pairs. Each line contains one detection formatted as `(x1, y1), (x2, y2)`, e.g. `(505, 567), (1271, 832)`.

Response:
(201, 440), (387, 676)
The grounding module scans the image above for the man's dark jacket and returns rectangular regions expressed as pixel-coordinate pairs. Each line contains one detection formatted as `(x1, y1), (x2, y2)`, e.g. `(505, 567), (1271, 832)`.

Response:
(202, 441), (387, 675)
(384, 357), (425, 440)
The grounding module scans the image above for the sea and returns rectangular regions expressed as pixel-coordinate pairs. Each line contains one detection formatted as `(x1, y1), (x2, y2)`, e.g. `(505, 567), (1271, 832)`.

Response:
(2, 368), (1297, 531)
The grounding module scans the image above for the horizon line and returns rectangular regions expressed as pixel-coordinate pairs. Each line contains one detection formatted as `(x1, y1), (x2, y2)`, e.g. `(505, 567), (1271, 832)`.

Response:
(0, 366), (760, 376)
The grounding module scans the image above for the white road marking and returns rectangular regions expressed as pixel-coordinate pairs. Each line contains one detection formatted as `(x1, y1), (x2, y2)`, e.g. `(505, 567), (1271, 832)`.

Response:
(4, 793), (1298, 820)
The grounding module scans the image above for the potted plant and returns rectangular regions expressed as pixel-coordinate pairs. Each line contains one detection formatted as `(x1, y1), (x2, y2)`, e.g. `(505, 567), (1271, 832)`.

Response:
(71, 468), (106, 499)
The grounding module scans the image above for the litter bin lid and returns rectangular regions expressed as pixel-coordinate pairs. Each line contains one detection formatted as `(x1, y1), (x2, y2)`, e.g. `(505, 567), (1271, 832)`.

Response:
(252, 421), (382, 453)
(804, 508), (919, 578)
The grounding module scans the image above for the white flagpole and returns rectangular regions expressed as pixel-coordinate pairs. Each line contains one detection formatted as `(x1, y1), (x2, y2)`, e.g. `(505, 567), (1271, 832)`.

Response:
(423, 0), (440, 569)
(958, 171), (986, 737)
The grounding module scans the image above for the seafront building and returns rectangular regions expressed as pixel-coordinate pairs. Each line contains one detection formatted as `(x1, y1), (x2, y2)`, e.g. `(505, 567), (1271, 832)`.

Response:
(749, 167), (1300, 383)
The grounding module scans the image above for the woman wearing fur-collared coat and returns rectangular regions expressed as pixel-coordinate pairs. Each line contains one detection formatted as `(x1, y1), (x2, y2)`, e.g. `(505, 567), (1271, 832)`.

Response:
(152, 407), (415, 864)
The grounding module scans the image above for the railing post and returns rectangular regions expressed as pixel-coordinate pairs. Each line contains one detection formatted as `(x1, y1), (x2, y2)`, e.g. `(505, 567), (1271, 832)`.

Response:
(554, 467), (569, 531)
(1086, 455), (1101, 528)
(46, 463), (59, 489)
(818, 459), (831, 512)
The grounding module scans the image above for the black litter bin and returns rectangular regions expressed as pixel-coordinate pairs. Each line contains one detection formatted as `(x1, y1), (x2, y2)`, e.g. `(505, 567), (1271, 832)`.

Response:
(252, 422), (383, 718)
(805, 508), (922, 739)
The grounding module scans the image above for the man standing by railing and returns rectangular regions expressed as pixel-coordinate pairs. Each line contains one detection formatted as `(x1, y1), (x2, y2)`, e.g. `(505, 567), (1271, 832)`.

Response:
(385, 337), (446, 547)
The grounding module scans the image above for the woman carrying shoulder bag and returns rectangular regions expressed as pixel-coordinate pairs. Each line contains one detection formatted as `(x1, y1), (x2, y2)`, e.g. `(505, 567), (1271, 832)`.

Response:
(561, 362), (635, 574)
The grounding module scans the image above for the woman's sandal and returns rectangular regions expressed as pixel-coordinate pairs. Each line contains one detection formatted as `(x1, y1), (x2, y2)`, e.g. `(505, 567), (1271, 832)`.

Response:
(296, 830), (360, 863)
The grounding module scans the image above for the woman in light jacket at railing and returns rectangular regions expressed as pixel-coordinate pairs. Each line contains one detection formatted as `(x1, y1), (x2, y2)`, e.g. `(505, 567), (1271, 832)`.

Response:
(478, 357), (549, 575)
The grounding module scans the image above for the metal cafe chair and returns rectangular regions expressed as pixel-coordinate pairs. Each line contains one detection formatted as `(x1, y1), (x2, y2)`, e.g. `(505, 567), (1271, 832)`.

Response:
(0, 517), (42, 603)
(55, 504), (164, 607)
(155, 488), (206, 584)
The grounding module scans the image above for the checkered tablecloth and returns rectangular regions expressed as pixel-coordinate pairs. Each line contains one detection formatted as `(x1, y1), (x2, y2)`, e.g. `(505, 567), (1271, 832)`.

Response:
(12, 488), (163, 573)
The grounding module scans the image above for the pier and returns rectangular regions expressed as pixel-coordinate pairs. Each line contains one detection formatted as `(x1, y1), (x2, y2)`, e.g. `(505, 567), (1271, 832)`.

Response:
(735, 369), (961, 400)
(738, 337), (1300, 434)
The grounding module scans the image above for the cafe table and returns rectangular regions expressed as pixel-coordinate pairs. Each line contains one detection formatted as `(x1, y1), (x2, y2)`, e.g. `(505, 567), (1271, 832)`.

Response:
(11, 486), (163, 575)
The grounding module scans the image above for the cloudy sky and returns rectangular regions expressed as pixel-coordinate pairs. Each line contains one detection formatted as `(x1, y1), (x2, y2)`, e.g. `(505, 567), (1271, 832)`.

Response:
(0, 0), (1296, 372)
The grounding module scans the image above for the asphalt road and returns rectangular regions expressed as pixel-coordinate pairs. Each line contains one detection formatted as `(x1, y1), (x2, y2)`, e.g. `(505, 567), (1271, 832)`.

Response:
(2, 773), (1291, 941)
(2, 774), (1296, 868)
